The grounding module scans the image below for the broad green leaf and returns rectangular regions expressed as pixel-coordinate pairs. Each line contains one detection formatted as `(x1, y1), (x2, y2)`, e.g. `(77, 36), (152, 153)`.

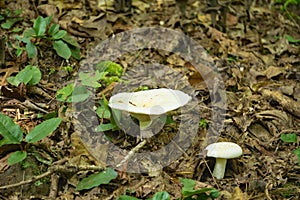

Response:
(33, 16), (47, 36)
(62, 34), (79, 47)
(1, 18), (22, 29)
(48, 24), (60, 36)
(56, 84), (74, 101)
(117, 195), (141, 200)
(79, 71), (105, 88)
(53, 40), (71, 59)
(180, 178), (195, 192)
(69, 45), (81, 60)
(280, 133), (297, 143)
(0, 113), (23, 145)
(67, 85), (91, 102)
(8, 151), (27, 165)
(27, 66), (42, 85)
(23, 28), (35, 38)
(76, 168), (118, 191)
(96, 104), (111, 119)
(95, 123), (117, 132)
(151, 191), (170, 200)
(52, 30), (67, 40)
(7, 65), (41, 86)
(25, 118), (62, 143)
(26, 41), (37, 58)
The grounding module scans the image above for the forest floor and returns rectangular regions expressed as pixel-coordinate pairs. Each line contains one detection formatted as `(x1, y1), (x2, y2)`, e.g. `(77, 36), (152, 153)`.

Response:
(0, 0), (299, 199)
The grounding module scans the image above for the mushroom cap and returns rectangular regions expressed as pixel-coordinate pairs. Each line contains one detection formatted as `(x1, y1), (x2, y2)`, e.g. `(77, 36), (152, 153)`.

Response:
(205, 142), (243, 159)
(108, 88), (191, 115)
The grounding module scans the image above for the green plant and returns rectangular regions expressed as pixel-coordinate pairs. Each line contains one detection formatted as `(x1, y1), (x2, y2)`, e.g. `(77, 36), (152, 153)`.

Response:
(117, 178), (219, 199)
(199, 118), (208, 129)
(275, 0), (300, 21)
(56, 61), (123, 103)
(180, 178), (220, 199)
(280, 133), (300, 165)
(0, 113), (62, 165)
(7, 65), (41, 86)
(96, 60), (124, 85)
(0, 9), (22, 31)
(95, 95), (119, 132)
(76, 167), (118, 191)
(14, 15), (80, 60)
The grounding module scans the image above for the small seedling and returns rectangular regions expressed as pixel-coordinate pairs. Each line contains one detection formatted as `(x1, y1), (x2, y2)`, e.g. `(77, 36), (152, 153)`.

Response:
(56, 61), (123, 103)
(76, 167), (118, 191)
(0, 9), (22, 30)
(7, 65), (41, 86)
(0, 113), (62, 165)
(199, 118), (208, 128)
(280, 133), (300, 165)
(14, 15), (80, 60)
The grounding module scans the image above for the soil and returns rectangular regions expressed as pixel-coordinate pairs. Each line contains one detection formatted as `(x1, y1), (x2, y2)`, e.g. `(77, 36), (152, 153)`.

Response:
(0, 0), (299, 199)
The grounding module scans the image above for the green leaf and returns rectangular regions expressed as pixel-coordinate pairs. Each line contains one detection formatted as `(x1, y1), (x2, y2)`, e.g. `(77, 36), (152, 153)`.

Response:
(53, 40), (71, 59)
(23, 28), (35, 38)
(180, 178), (195, 192)
(69, 45), (81, 60)
(26, 41), (37, 58)
(56, 84), (74, 101)
(27, 66), (42, 85)
(76, 168), (118, 191)
(52, 30), (67, 40)
(293, 148), (300, 166)
(7, 65), (41, 86)
(67, 85), (91, 102)
(48, 24), (60, 36)
(118, 196), (141, 200)
(280, 133), (297, 143)
(79, 71), (105, 88)
(96, 61), (123, 85)
(8, 151), (27, 165)
(25, 118), (62, 143)
(1, 18), (22, 29)
(96, 104), (111, 119)
(0, 113), (23, 145)
(33, 16), (47, 36)
(151, 191), (170, 200)
(117, 195), (141, 200)
(96, 61), (123, 76)
(62, 34), (79, 47)
(95, 123), (117, 132)
(284, 34), (300, 43)
(210, 189), (220, 198)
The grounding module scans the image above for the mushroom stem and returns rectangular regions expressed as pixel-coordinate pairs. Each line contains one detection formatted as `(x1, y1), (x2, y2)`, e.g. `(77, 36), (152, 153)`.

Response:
(212, 158), (227, 179)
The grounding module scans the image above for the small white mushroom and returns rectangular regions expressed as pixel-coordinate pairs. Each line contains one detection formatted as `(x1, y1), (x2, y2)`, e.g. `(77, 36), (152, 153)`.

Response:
(205, 142), (243, 179)
(108, 88), (191, 130)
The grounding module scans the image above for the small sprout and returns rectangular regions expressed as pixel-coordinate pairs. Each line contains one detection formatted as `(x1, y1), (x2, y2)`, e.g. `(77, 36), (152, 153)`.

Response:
(205, 142), (243, 179)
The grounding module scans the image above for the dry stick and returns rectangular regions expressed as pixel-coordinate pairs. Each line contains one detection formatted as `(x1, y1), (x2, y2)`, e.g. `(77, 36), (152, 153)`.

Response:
(116, 139), (147, 168)
(0, 164), (105, 190)
(0, 35), (5, 67)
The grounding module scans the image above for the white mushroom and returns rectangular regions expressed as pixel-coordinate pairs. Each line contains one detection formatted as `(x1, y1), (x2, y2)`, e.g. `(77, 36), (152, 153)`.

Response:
(205, 142), (243, 179)
(108, 88), (191, 130)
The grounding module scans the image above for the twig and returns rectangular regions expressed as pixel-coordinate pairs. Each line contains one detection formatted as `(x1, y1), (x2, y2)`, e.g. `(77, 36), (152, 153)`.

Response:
(0, 163), (105, 190)
(116, 139), (147, 168)
(0, 35), (5, 67)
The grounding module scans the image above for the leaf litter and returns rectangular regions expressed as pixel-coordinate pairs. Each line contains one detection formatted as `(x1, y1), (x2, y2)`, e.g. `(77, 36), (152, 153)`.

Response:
(0, 0), (299, 199)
